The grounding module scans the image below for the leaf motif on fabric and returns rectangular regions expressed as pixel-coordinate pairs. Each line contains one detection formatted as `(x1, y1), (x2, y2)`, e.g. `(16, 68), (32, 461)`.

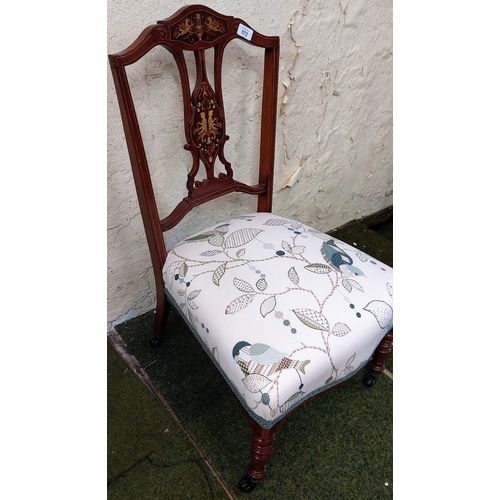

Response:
(200, 249), (222, 256)
(363, 300), (393, 329)
(185, 231), (217, 243)
(293, 308), (330, 332)
(279, 391), (305, 413)
(224, 228), (263, 248)
(342, 279), (364, 293)
(187, 308), (196, 327)
(331, 322), (351, 337)
(291, 245), (305, 254)
(187, 290), (201, 300)
(226, 294), (254, 314)
(340, 353), (356, 377)
(288, 267), (300, 285)
(241, 373), (272, 392)
(187, 298), (199, 310)
(264, 219), (286, 226)
(260, 296), (276, 318)
(345, 353), (356, 369)
(187, 290), (200, 310)
(387, 283), (393, 298)
(177, 289), (186, 296)
(282, 240), (292, 253)
(179, 262), (188, 278)
(214, 224), (230, 234)
(256, 278), (268, 291)
(212, 262), (227, 286)
(356, 252), (368, 262)
(234, 278), (255, 293)
(236, 248), (246, 258)
(309, 231), (332, 241)
(304, 263), (332, 274)
(208, 232), (224, 246)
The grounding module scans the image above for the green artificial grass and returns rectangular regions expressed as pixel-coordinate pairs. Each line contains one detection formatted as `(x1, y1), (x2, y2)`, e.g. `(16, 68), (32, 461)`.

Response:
(107, 342), (228, 499)
(111, 217), (393, 499)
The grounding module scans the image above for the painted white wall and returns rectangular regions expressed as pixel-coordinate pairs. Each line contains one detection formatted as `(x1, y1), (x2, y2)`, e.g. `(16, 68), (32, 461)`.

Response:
(107, 0), (393, 329)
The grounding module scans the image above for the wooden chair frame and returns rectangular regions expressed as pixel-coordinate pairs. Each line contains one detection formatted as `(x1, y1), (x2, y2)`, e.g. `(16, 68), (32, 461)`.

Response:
(109, 4), (392, 492)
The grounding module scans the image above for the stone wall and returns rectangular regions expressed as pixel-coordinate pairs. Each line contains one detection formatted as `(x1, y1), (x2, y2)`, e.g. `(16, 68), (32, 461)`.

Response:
(107, 0), (393, 328)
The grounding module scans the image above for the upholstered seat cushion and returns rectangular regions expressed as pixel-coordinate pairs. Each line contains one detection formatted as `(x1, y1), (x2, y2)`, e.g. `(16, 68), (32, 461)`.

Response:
(163, 212), (393, 428)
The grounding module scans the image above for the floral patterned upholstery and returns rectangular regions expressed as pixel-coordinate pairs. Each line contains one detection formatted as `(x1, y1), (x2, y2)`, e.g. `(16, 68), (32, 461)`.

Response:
(163, 212), (393, 429)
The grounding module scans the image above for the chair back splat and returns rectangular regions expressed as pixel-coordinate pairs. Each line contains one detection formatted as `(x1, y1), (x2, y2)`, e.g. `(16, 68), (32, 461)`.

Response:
(109, 5), (393, 493)
(109, 5), (279, 275)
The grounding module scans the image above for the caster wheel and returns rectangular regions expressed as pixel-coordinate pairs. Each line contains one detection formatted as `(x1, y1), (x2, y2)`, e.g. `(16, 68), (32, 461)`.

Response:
(363, 372), (379, 388)
(149, 335), (163, 347)
(238, 475), (257, 493)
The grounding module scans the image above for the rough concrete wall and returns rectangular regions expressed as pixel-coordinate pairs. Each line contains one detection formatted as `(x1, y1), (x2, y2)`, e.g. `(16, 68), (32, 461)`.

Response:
(107, 0), (393, 329)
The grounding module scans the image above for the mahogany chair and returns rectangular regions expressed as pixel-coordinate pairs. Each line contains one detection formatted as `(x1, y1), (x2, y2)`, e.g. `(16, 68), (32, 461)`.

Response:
(109, 4), (393, 492)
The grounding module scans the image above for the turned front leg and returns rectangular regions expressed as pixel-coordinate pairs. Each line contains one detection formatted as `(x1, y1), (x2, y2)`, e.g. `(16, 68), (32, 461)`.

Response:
(238, 418), (283, 492)
(363, 329), (393, 387)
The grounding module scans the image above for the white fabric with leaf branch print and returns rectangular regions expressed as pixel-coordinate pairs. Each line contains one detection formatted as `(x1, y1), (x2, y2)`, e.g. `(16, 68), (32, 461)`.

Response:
(163, 213), (393, 428)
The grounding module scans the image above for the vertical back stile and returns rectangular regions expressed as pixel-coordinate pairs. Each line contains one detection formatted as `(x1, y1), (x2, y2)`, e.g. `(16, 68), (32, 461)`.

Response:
(109, 54), (168, 273)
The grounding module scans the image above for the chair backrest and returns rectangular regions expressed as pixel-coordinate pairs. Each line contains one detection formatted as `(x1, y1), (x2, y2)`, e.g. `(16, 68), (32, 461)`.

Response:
(109, 5), (280, 282)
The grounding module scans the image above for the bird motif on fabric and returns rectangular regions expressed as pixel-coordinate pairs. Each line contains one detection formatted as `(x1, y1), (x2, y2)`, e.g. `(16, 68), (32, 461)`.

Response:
(232, 341), (310, 380)
(321, 240), (365, 277)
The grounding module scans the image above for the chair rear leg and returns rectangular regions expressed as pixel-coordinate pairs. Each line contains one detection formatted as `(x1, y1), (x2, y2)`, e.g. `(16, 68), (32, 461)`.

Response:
(150, 292), (171, 347)
(238, 418), (283, 493)
(363, 329), (393, 387)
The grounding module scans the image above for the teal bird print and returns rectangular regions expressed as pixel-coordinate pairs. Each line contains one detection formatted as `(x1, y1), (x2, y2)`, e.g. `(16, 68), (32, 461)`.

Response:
(232, 341), (310, 380)
(233, 342), (310, 413)
(321, 240), (365, 277)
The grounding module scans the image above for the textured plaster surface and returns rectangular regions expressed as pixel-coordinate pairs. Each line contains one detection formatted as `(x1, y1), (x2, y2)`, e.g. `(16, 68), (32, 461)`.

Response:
(107, 0), (393, 328)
